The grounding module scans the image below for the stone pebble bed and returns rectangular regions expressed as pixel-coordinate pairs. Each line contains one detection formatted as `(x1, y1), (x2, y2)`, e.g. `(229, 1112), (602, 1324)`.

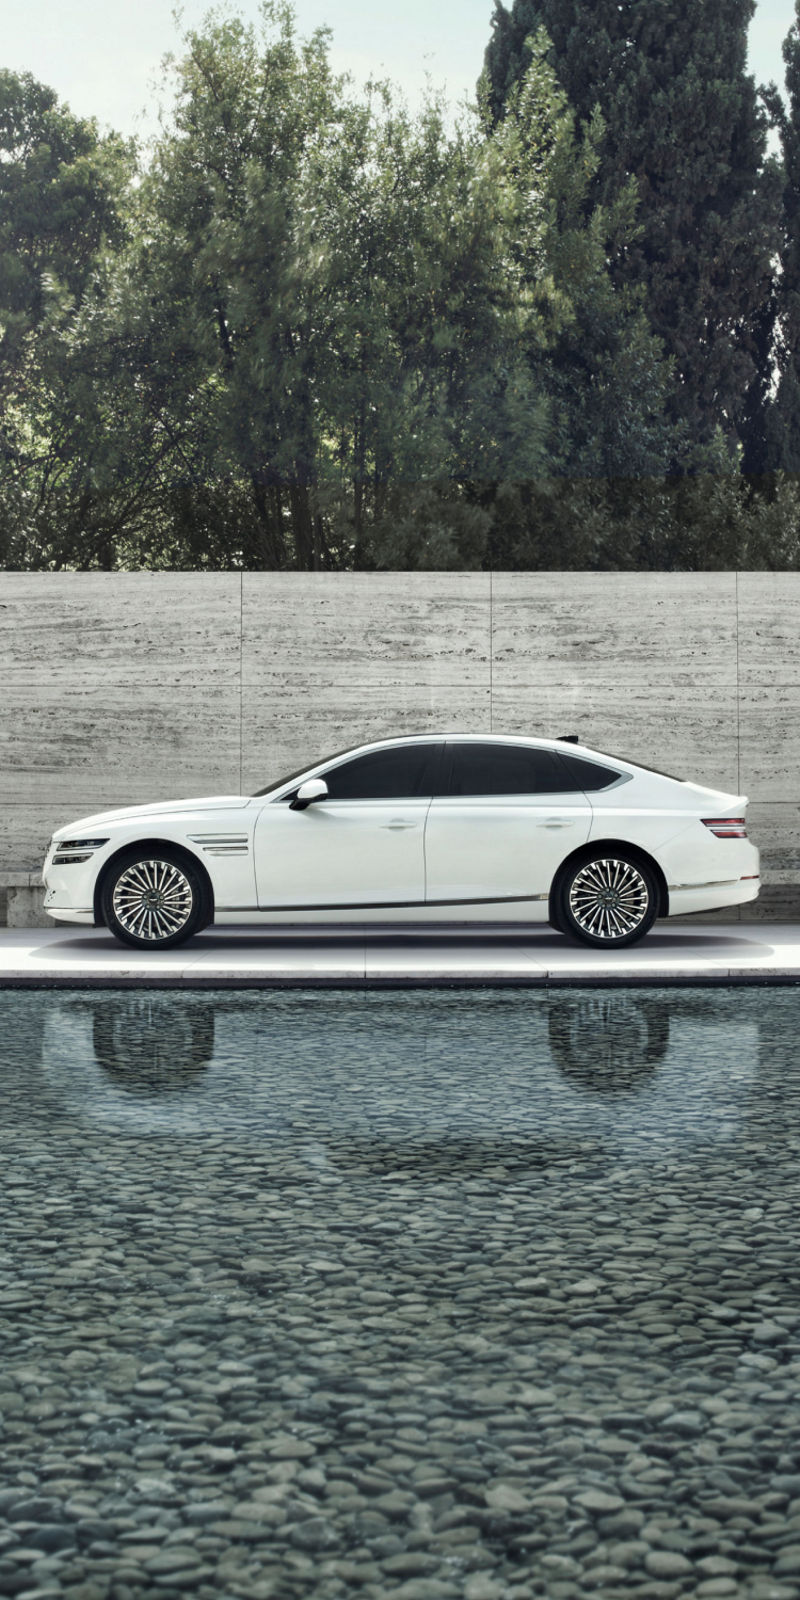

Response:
(1, 987), (800, 1600)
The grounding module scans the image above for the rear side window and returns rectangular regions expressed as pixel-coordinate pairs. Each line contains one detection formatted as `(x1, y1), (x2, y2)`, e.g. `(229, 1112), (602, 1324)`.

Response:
(444, 743), (575, 796)
(323, 743), (441, 800)
(558, 753), (624, 791)
(611, 755), (683, 782)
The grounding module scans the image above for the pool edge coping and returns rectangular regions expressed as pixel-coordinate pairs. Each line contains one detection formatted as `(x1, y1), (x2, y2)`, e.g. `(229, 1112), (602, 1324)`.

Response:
(2, 971), (800, 990)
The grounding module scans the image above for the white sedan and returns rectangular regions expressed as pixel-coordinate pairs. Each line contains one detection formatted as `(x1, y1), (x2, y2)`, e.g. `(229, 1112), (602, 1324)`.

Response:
(42, 734), (760, 950)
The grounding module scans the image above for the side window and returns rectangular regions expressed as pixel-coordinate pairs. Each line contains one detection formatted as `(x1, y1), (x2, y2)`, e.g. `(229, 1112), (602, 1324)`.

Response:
(558, 753), (623, 791)
(445, 743), (574, 796)
(323, 743), (441, 800)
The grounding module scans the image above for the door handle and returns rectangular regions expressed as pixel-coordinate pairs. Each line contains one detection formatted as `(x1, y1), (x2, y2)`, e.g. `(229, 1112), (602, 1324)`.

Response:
(383, 820), (417, 830)
(538, 819), (575, 828)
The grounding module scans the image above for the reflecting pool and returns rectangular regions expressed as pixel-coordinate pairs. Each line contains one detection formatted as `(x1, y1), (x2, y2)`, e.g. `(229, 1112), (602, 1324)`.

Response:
(1, 987), (799, 1600)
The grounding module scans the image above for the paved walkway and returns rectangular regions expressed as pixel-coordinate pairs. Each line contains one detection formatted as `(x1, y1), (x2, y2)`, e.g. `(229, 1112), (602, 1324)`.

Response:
(1, 922), (799, 985)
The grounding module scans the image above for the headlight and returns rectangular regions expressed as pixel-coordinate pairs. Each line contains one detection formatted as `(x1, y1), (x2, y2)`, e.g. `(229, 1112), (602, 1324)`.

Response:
(52, 838), (109, 864)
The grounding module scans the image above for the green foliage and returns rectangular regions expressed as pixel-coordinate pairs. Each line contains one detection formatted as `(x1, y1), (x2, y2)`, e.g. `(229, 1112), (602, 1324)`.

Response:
(0, 69), (135, 567)
(1, 2), (798, 571)
(759, 4), (800, 475)
(61, 3), (561, 569)
(483, 0), (782, 461)
(470, 32), (714, 564)
(0, 70), (131, 350)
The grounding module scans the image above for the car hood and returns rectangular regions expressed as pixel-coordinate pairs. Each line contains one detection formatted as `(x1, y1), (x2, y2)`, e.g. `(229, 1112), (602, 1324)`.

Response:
(53, 797), (251, 835)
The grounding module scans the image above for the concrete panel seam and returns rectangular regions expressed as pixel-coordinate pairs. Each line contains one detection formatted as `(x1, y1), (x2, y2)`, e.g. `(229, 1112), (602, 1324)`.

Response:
(736, 568), (741, 796)
(489, 567), (494, 733)
(239, 569), (244, 796)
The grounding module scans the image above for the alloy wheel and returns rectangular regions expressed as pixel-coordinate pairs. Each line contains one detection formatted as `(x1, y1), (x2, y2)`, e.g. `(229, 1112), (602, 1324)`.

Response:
(567, 856), (651, 942)
(111, 857), (195, 942)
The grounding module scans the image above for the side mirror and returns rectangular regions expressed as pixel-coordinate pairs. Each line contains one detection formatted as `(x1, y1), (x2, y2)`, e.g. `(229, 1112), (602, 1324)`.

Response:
(290, 777), (329, 811)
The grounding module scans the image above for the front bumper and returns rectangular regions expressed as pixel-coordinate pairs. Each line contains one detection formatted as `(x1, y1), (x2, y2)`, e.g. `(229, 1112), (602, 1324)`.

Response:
(42, 848), (103, 925)
(44, 906), (96, 925)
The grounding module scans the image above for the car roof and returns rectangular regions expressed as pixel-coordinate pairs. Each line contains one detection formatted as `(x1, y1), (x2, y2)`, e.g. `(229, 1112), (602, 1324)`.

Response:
(335, 732), (608, 757)
(314, 732), (633, 773)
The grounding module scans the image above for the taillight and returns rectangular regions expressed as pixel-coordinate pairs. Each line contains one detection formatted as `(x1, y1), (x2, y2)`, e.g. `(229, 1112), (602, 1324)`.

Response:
(702, 818), (747, 838)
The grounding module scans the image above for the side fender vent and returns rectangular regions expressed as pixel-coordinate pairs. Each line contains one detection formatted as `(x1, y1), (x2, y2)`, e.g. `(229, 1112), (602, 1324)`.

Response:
(188, 833), (250, 855)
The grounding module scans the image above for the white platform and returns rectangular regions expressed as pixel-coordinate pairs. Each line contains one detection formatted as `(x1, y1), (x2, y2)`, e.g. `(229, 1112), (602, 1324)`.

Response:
(1, 923), (799, 986)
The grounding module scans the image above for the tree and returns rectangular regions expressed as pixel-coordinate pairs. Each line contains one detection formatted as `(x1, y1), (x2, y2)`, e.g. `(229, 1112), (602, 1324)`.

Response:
(4, 3), (791, 570)
(0, 70), (134, 566)
(482, 0), (782, 461)
(86, 4), (559, 569)
(475, 30), (718, 567)
(0, 71), (130, 358)
(759, 3), (800, 474)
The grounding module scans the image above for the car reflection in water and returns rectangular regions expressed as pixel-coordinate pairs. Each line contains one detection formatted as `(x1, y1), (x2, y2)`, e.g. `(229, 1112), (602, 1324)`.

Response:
(36, 989), (759, 1163)
(547, 993), (670, 1093)
(91, 996), (215, 1091)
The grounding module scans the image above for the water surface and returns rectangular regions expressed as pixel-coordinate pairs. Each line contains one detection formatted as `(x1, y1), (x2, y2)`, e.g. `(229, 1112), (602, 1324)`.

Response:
(1, 987), (798, 1599)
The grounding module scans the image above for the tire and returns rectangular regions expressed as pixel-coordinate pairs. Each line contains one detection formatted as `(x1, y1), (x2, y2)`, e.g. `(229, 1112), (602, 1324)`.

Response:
(557, 851), (659, 948)
(101, 848), (209, 949)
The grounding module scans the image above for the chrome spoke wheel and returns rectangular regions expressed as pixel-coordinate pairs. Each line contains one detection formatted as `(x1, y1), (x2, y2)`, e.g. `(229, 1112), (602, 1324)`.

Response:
(568, 857), (650, 942)
(111, 858), (194, 942)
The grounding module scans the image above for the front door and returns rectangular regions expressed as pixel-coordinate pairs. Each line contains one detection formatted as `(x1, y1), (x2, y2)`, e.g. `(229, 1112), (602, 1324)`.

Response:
(253, 741), (442, 909)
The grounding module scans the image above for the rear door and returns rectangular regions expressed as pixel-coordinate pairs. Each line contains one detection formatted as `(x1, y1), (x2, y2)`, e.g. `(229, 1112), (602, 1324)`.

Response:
(424, 741), (592, 909)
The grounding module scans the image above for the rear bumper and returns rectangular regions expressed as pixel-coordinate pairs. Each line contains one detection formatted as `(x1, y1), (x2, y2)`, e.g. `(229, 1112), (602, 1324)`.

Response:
(667, 876), (760, 917)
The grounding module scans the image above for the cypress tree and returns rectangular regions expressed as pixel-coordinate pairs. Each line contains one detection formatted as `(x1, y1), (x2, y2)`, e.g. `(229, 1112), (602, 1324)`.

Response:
(482, 0), (781, 460)
(761, 3), (800, 473)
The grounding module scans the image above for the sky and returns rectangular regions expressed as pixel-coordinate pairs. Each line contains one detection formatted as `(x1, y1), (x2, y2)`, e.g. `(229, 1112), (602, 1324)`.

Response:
(0, 0), (797, 141)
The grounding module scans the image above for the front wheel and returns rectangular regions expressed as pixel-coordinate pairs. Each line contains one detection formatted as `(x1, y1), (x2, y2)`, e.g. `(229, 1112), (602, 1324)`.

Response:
(101, 849), (209, 949)
(557, 852), (658, 948)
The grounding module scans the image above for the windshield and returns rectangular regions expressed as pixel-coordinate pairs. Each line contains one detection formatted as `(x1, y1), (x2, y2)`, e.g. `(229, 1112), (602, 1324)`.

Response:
(251, 745), (356, 798)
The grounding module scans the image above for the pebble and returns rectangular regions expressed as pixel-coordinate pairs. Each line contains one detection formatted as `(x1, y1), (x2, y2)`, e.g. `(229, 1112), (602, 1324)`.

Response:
(2, 985), (800, 1600)
(574, 1490), (625, 1513)
(484, 1484), (530, 1512)
(287, 1518), (339, 1550)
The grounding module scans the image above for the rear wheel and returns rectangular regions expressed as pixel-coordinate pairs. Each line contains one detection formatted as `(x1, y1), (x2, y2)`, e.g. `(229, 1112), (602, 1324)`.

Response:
(558, 852), (658, 948)
(101, 849), (209, 949)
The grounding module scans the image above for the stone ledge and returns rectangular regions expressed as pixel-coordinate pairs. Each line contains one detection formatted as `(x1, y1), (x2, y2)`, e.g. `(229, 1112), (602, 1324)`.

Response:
(2, 922), (800, 987)
(2, 880), (51, 930)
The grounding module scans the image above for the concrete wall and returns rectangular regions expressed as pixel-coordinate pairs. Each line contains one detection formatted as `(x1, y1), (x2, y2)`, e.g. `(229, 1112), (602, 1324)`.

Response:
(1, 571), (798, 921)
